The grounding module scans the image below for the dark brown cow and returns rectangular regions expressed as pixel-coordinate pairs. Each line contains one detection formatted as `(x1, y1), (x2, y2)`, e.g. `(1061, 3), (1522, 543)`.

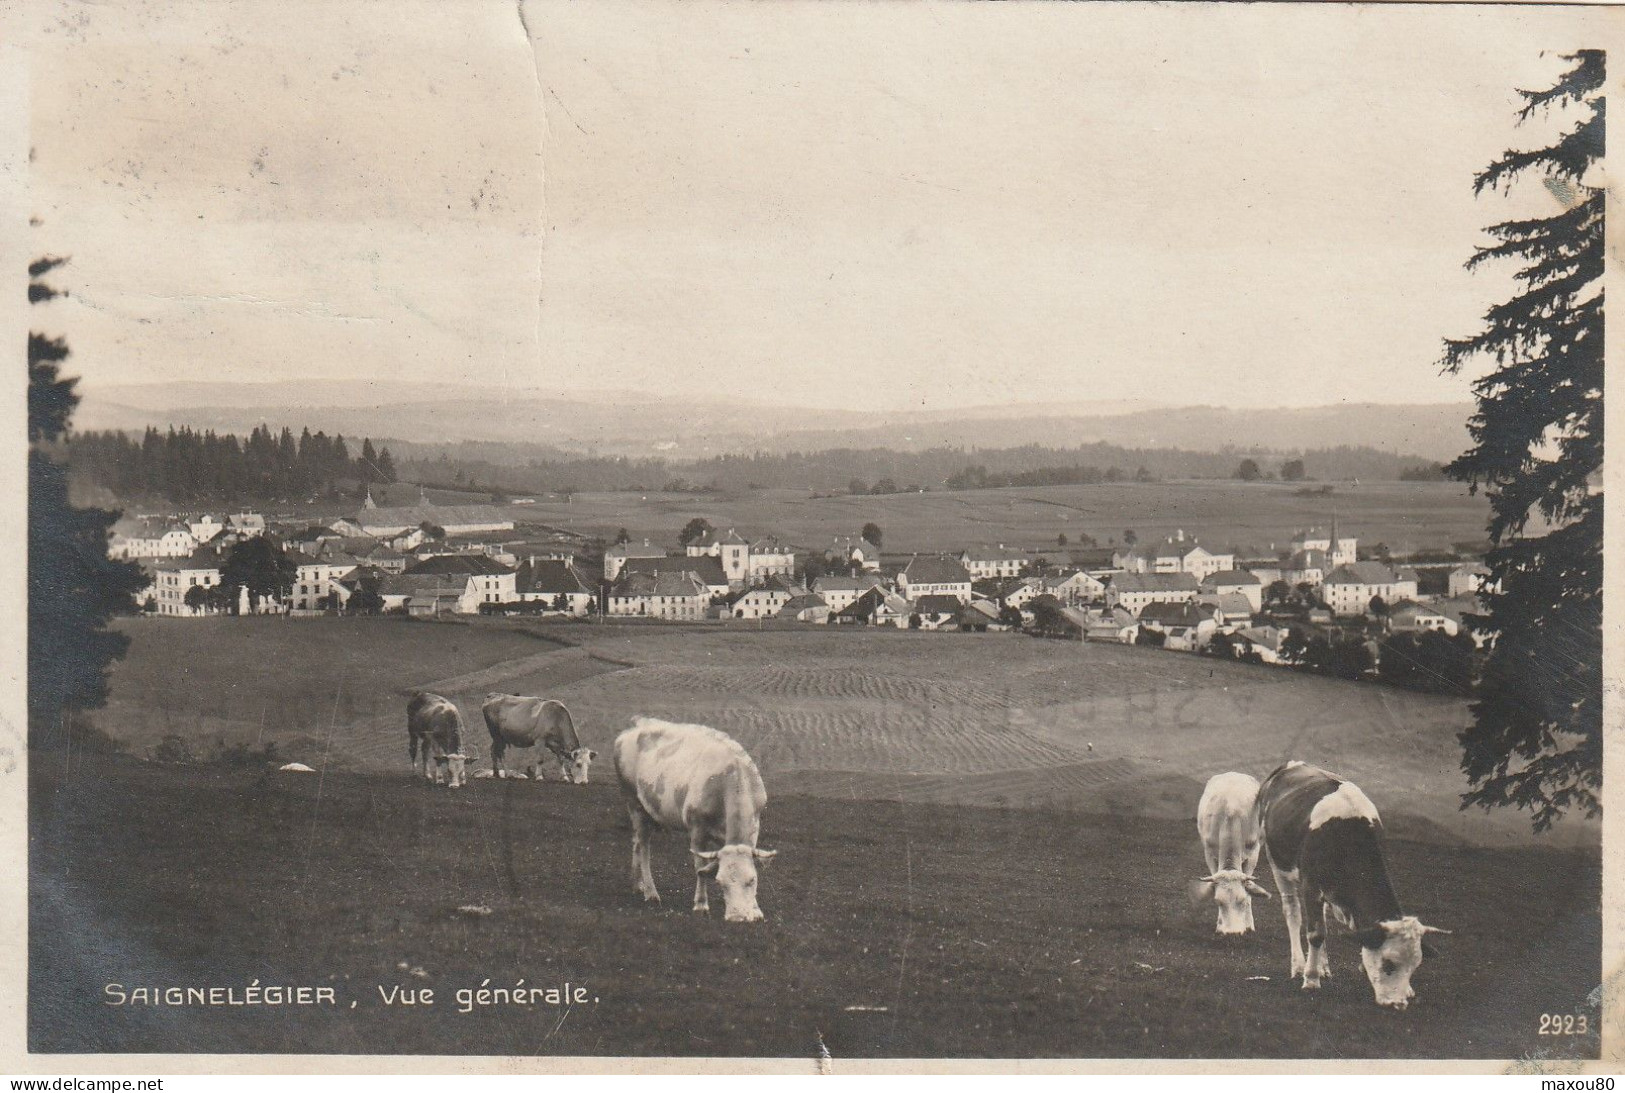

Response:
(481, 692), (597, 783)
(406, 692), (468, 788)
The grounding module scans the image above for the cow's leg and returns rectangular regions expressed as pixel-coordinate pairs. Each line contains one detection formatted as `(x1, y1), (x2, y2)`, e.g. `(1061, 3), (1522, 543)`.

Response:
(490, 736), (506, 779)
(1271, 863), (1305, 978)
(689, 835), (711, 915)
(628, 807), (660, 903)
(1312, 899), (1335, 980)
(1302, 891), (1328, 990)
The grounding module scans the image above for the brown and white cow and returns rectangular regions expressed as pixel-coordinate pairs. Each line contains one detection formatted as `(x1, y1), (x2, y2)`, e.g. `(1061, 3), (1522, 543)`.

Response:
(613, 717), (777, 923)
(1195, 771), (1271, 935)
(407, 692), (468, 788)
(481, 693), (597, 783)
(1256, 761), (1448, 1008)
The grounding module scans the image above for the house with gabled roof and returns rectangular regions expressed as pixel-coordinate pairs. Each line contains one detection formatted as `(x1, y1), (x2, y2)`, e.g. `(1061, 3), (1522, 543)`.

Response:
(727, 576), (805, 619)
(1200, 569), (1264, 613)
(607, 571), (710, 620)
(813, 573), (887, 613)
(959, 544), (1029, 580)
(896, 555), (973, 603)
(911, 593), (965, 630)
(110, 517), (198, 560)
(827, 536), (882, 572)
(1104, 571), (1200, 615)
(832, 586), (910, 628)
(518, 559), (598, 616)
(1085, 606), (1140, 644)
(956, 600), (1007, 632)
(621, 554), (730, 598)
(1041, 570), (1105, 605)
(350, 494), (513, 539)
(1113, 530), (1234, 581)
(1323, 562), (1419, 617)
(747, 536), (797, 586)
(687, 528), (750, 586)
(778, 593), (830, 624)
(604, 539), (668, 581)
(289, 550), (364, 613)
(403, 553), (518, 609)
(151, 546), (229, 616)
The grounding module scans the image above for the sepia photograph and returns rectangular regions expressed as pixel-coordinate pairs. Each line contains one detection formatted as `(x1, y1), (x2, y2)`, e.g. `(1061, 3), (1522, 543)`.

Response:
(10, 0), (1618, 1070)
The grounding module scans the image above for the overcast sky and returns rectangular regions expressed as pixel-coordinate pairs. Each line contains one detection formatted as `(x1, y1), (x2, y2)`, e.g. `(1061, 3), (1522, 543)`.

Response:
(23, 0), (1613, 412)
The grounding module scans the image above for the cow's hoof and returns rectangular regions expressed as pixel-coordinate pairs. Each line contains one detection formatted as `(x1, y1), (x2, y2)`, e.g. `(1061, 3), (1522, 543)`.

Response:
(1302, 977), (1322, 991)
(640, 893), (661, 904)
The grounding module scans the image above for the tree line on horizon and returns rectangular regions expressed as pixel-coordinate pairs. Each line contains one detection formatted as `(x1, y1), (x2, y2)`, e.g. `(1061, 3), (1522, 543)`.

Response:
(64, 426), (398, 506)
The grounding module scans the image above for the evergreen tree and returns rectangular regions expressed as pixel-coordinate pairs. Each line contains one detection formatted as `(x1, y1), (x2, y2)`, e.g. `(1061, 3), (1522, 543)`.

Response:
(377, 446), (397, 484)
(221, 536), (298, 613)
(1441, 51), (1604, 831)
(27, 256), (147, 742)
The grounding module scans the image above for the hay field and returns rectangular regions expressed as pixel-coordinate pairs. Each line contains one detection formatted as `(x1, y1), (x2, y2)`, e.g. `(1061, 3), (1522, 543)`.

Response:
(506, 479), (1488, 556)
(90, 618), (1597, 849)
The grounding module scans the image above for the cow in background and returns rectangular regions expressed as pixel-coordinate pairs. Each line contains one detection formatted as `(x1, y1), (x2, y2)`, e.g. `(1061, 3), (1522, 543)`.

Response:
(614, 717), (777, 923)
(1256, 761), (1448, 1008)
(1194, 771), (1270, 934)
(407, 692), (468, 788)
(481, 693), (597, 783)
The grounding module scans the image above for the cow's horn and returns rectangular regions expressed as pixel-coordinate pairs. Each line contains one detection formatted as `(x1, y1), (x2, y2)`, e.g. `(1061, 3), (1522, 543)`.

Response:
(692, 849), (720, 860)
(1420, 924), (1452, 935)
(753, 848), (778, 861)
(1243, 878), (1273, 899)
(1196, 874), (1218, 883)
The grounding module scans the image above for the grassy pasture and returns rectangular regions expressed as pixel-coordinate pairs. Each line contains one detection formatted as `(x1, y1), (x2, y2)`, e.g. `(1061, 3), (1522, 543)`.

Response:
(495, 479), (1489, 557)
(43, 618), (1602, 1058)
(88, 618), (1596, 849)
(30, 755), (1599, 1059)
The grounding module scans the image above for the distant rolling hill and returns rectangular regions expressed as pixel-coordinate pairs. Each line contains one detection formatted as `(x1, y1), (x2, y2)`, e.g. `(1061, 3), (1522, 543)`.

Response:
(74, 380), (1472, 463)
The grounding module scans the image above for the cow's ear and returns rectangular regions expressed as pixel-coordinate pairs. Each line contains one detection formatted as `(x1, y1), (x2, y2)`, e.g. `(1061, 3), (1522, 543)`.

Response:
(1351, 926), (1387, 951)
(589, 750), (599, 760)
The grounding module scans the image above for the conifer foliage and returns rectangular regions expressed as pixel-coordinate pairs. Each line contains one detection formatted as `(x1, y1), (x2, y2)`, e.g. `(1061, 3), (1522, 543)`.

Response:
(28, 258), (148, 740)
(1442, 51), (1604, 830)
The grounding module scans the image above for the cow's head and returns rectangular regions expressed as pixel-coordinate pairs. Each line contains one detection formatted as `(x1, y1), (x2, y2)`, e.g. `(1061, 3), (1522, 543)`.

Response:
(1195, 869), (1271, 935)
(694, 844), (777, 922)
(1354, 917), (1448, 1009)
(438, 752), (469, 788)
(564, 747), (598, 785)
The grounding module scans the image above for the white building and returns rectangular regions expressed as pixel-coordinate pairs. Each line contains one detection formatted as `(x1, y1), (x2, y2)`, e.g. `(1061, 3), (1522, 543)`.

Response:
(605, 539), (668, 581)
(1199, 569), (1264, 613)
(1323, 562), (1420, 617)
(811, 574), (887, 614)
(960, 545), (1029, 580)
(895, 556), (973, 603)
(1449, 563), (1495, 598)
(1292, 525), (1357, 569)
(1104, 571), (1201, 615)
(153, 552), (226, 617)
(110, 518), (198, 560)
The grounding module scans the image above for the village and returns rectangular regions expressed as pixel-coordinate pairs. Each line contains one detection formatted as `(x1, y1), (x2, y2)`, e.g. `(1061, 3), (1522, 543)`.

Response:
(107, 487), (1498, 681)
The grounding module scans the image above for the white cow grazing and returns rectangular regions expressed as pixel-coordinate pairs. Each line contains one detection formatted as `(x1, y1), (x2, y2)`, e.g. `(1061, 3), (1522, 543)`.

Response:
(613, 717), (777, 923)
(1195, 771), (1271, 934)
